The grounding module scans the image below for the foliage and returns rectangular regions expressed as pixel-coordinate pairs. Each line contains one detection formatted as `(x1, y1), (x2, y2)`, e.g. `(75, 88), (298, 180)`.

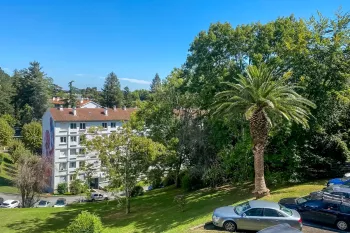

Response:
(147, 168), (163, 189)
(66, 211), (103, 233)
(162, 173), (175, 187)
(0, 118), (14, 146)
(15, 155), (51, 207)
(21, 122), (42, 153)
(101, 72), (123, 108)
(150, 73), (161, 93)
(0, 68), (14, 115)
(0, 114), (17, 127)
(173, 195), (186, 212)
(19, 104), (34, 125)
(85, 124), (166, 214)
(69, 179), (87, 195)
(8, 139), (31, 163)
(131, 185), (144, 197)
(57, 182), (68, 195)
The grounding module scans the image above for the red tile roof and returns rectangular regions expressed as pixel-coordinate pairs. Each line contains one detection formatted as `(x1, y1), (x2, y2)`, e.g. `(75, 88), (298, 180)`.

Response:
(49, 108), (137, 122)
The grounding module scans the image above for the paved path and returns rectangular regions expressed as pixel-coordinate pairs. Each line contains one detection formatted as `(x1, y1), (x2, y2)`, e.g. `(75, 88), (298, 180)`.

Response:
(192, 222), (346, 233)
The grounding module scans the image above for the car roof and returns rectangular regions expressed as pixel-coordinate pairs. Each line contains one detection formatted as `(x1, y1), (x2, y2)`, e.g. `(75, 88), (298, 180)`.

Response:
(3, 200), (16, 203)
(249, 200), (280, 209)
(57, 198), (66, 200)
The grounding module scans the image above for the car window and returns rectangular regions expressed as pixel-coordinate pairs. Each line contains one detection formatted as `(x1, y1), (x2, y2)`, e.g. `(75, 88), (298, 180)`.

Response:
(340, 205), (350, 214)
(39, 201), (46, 205)
(99, 194), (103, 197)
(279, 205), (293, 216)
(234, 202), (251, 215)
(323, 203), (339, 211)
(94, 194), (98, 197)
(244, 208), (263, 217)
(264, 208), (284, 217)
(11, 201), (17, 204)
(296, 197), (309, 204)
(2, 203), (9, 206)
(305, 201), (324, 208)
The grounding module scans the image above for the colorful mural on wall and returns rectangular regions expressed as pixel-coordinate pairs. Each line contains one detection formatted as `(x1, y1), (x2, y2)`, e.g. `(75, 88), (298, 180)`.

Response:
(44, 117), (55, 192)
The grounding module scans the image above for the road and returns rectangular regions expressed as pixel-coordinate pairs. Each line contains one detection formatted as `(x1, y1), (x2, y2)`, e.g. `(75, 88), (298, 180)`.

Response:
(0, 192), (86, 205)
(192, 222), (346, 233)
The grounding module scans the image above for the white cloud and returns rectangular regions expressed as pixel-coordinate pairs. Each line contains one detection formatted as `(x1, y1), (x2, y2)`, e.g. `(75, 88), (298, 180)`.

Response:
(75, 73), (84, 76)
(3, 67), (9, 71)
(119, 78), (151, 85)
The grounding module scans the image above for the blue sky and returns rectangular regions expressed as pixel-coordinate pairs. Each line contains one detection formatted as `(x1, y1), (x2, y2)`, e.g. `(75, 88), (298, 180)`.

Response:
(0, 0), (349, 90)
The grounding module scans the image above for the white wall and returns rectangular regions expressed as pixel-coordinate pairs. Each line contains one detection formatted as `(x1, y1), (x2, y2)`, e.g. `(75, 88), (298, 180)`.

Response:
(80, 102), (101, 108)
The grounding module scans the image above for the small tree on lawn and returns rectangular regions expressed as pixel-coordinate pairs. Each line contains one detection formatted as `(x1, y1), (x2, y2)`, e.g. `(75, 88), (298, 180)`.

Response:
(85, 125), (165, 214)
(22, 121), (42, 154)
(14, 154), (51, 207)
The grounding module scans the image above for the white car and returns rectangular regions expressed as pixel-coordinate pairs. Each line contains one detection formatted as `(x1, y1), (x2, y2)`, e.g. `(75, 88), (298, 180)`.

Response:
(1, 200), (20, 208)
(91, 192), (109, 201)
(53, 198), (67, 207)
(36, 200), (51, 208)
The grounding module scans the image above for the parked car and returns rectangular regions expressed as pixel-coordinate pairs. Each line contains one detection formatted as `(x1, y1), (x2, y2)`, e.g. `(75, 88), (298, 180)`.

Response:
(0, 197), (3, 205)
(258, 223), (302, 233)
(212, 200), (302, 232)
(279, 197), (350, 231)
(36, 200), (51, 208)
(327, 173), (350, 186)
(0, 200), (20, 208)
(53, 198), (66, 207)
(90, 192), (108, 201)
(324, 185), (350, 197)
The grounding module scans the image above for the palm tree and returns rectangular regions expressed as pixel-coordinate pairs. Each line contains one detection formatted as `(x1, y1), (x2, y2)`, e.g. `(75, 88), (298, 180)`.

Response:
(213, 64), (315, 198)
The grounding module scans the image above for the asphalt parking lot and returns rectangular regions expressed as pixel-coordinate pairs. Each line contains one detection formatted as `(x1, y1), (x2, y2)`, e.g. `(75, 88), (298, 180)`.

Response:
(192, 222), (345, 233)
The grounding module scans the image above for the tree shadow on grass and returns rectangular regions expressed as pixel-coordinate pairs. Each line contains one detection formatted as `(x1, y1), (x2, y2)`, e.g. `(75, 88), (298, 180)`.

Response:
(4, 184), (255, 233)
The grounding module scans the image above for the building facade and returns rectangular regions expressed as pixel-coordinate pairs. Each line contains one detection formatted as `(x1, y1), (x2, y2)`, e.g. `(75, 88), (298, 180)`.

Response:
(42, 106), (136, 192)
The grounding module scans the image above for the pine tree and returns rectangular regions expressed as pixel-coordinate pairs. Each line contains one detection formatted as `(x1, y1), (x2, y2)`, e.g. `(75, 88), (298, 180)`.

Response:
(101, 72), (123, 108)
(150, 73), (161, 93)
(0, 68), (14, 115)
(67, 81), (77, 107)
(123, 86), (132, 107)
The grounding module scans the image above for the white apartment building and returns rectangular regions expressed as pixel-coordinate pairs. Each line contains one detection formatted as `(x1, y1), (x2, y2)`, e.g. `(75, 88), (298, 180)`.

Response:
(42, 106), (136, 192)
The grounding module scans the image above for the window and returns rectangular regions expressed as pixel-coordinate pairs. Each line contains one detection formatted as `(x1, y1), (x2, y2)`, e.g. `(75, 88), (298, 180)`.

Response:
(263, 208), (284, 217)
(111, 122), (116, 128)
(102, 123), (107, 128)
(79, 161), (85, 168)
(70, 175), (75, 181)
(60, 150), (67, 157)
(60, 137), (67, 143)
(70, 149), (77, 155)
(79, 148), (86, 155)
(69, 162), (76, 168)
(59, 163), (67, 171)
(70, 123), (77, 129)
(244, 208), (263, 217)
(80, 123), (86, 130)
(234, 202), (251, 215)
(323, 203), (339, 211)
(70, 136), (77, 142)
(59, 176), (67, 183)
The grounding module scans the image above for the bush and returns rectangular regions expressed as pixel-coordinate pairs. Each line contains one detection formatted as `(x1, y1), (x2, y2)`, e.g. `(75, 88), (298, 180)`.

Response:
(70, 179), (87, 195)
(21, 122), (42, 153)
(66, 211), (103, 233)
(180, 169), (203, 191)
(147, 168), (163, 189)
(174, 195), (186, 212)
(8, 139), (30, 163)
(131, 185), (144, 197)
(162, 173), (175, 187)
(57, 183), (68, 194)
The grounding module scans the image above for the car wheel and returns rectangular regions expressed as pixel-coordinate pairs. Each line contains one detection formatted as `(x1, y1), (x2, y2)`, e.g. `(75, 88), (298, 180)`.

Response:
(336, 220), (348, 231)
(223, 221), (236, 232)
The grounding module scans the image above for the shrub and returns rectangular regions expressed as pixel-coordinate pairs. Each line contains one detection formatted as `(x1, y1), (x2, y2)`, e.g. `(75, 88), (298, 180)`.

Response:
(162, 174), (175, 187)
(0, 119), (14, 147)
(66, 211), (103, 233)
(174, 195), (186, 212)
(180, 169), (203, 191)
(57, 182), (68, 194)
(147, 168), (163, 189)
(8, 139), (30, 163)
(131, 185), (144, 197)
(70, 179), (87, 195)
(21, 122), (42, 153)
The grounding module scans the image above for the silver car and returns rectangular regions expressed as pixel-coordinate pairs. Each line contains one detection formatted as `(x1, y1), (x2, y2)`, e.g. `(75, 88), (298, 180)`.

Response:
(212, 200), (302, 232)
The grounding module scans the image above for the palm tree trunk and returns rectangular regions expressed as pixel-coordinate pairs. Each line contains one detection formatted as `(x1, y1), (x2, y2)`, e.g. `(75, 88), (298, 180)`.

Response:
(250, 109), (270, 198)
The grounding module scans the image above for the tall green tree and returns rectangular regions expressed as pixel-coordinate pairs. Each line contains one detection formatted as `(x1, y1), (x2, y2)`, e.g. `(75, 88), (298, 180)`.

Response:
(0, 68), (14, 115)
(85, 125), (165, 214)
(66, 81), (77, 107)
(150, 73), (161, 93)
(22, 122), (42, 154)
(123, 86), (133, 107)
(101, 72), (123, 108)
(0, 118), (14, 147)
(20, 104), (34, 125)
(213, 65), (315, 197)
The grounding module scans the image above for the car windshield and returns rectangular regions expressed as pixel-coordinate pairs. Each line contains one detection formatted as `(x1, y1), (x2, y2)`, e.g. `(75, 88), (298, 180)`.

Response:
(38, 201), (47, 205)
(296, 196), (310, 204)
(2, 203), (9, 206)
(234, 202), (251, 215)
(341, 177), (349, 182)
(280, 205), (293, 216)
(55, 200), (65, 205)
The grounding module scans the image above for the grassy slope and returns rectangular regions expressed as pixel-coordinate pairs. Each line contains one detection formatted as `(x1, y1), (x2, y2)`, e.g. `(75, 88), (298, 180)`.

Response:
(0, 180), (325, 233)
(0, 159), (18, 194)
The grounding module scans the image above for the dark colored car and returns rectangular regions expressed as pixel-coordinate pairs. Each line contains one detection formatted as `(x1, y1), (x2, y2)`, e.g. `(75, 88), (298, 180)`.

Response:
(258, 223), (302, 233)
(279, 197), (350, 231)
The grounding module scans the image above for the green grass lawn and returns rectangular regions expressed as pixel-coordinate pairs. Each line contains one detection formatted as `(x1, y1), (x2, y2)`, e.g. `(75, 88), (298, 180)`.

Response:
(0, 158), (18, 194)
(0, 180), (325, 233)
